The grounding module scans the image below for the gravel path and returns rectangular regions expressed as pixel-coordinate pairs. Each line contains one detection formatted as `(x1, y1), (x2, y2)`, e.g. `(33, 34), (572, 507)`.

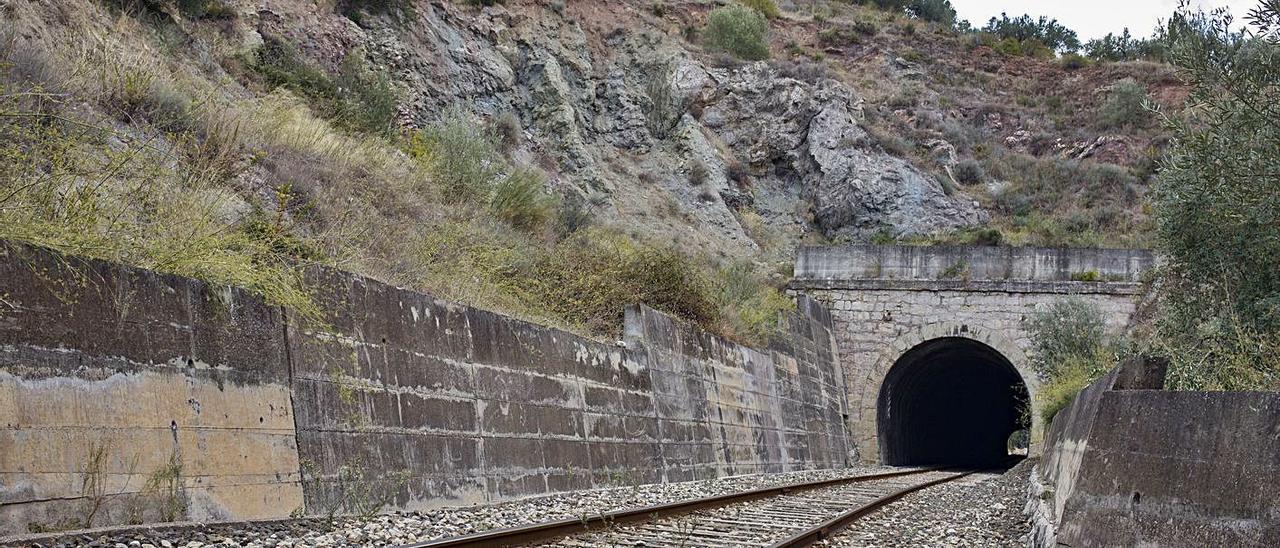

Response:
(16, 465), (901, 548)
(818, 459), (1035, 548)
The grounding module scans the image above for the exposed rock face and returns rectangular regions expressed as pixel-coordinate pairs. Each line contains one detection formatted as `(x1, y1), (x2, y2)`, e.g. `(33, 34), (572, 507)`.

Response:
(694, 63), (985, 241)
(253, 0), (986, 254)
(802, 93), (985, 239)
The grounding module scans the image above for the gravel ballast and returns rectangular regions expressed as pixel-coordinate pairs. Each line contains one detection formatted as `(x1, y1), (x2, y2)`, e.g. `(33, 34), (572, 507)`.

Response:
(11, 465), (900, 548)
(818, 459), (1036, 548)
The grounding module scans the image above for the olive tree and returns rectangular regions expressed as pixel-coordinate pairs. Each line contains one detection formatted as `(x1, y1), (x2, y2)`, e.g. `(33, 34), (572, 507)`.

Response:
(1152, 0), (1280, 389)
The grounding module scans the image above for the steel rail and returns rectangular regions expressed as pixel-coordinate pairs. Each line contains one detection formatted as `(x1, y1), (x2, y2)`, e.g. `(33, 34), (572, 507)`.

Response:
(398, 468), (942, 548)
(767, 471), (976, 548)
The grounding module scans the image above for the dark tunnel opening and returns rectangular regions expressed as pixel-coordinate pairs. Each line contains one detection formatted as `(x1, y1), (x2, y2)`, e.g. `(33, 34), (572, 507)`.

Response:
(877, 337), (1031, 467)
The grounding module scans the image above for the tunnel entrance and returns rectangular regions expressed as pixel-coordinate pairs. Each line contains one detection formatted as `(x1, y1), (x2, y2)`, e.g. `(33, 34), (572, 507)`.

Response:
(877, 337), (1030, 467)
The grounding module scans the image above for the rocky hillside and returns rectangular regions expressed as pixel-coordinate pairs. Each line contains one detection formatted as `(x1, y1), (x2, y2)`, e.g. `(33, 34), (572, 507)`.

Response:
(0, 0), (1183, 339)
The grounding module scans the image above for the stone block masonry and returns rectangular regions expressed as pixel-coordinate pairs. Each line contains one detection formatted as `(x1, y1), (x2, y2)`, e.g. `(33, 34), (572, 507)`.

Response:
(790, 244), (1154, 463)
(0, 242), (850, 535)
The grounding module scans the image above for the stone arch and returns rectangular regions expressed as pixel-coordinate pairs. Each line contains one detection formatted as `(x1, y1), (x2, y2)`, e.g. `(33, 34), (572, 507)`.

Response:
(852, 322), (1041, 464)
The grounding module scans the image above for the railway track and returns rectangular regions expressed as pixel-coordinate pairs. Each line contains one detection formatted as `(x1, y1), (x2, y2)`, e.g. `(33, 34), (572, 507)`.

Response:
(400, 467), (977, 548)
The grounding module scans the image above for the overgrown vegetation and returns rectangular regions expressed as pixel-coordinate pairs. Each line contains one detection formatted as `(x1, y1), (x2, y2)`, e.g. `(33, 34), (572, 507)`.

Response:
(1083, 9), (1226, 62)
(1028, 298), (1118, 421)
(299, 459), (412, 524)
(0, 38), (325, 322)
(1097, 78), (1151, 129)
(1085, 28), (1166, 62)
(245, 38), (398, 135)
(0, 17), (797, 346)
(704, 4), (771, 61)
(1147, 0), (1280, 390)
(978, 148), (1149, 247)
(140, 450), (185, 523)
(741, 0), (780, 19)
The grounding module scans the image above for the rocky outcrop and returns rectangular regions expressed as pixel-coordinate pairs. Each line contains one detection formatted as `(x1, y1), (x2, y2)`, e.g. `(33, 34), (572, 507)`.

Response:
(803, 97), (985, 239)
(251, 0), (986, 254)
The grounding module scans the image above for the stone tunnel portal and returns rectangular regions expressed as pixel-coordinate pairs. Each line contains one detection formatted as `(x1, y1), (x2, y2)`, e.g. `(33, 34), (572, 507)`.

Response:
(877, 337), (1030, 467)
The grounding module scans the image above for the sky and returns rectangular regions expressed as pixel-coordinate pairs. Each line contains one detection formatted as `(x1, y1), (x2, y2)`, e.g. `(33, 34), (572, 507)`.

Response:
(951, 0), (1257, 41)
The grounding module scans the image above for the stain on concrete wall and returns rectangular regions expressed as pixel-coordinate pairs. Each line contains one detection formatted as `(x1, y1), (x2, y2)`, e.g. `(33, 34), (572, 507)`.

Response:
(0, 242), (851, 535)
(626, 297), (849, 481)
(0, 242), (303, 534)
(290, 268), (851, 512)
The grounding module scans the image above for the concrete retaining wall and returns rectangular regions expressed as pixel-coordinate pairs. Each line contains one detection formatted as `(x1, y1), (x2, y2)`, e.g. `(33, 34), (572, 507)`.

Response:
(1029, 359), (1280, 547)
(0, 242), (850, 536)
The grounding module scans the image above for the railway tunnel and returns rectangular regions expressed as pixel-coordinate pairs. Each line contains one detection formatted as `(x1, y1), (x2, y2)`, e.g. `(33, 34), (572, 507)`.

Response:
(877, 337), (1030, 467)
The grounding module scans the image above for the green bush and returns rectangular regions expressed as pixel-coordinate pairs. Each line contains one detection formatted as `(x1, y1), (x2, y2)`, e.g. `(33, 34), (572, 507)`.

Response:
(246, 39), (397, 135)
(410, 114), (502, 204)
(1028, 298), (1114, 421)
(1037, 351), (1109, 422)
(953, 159), (985, 185)
(1028, 298), (1107, 379)
(862, 0), (956, 25)
(1085, 27), (1166, 62)
(490, 167), (554, 232)
(333, 54), (398, 135)
(1070, 270), (1101, 282)
(982, 12), (1080, 53)
(704, 5), (771, 61)
(714, 260), (794, 343)
(1098, 77), (1150, 129)
(905, 0), (956, 25)
(956, 227), (1003, 246)
(741, 0), (780, 18)
(992, 36), (1023, 56)
(1059, 52), (1090, 70)
(247, 37), (338, 103)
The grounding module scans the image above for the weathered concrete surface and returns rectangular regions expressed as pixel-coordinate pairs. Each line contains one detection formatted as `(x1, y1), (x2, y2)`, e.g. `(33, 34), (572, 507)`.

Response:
(626, 297), (849, 480)
(791, 245), (1150, 463)
(0, 242), (850, 535)
(795, 245), (1154, 285)
(1029, 360), (1280, 547)
(0, 242), (303, 534)
(290, 268), (850, 512)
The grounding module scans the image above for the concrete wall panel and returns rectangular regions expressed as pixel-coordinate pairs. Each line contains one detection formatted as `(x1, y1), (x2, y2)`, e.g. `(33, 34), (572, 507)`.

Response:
(0, 243), (302, 534)
(0, 241), (850, 535)
(1032, 361), (1280, 547)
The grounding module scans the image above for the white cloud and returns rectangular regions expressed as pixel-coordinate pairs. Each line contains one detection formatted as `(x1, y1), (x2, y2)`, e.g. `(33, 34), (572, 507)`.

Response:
(951, 0), (1258, 41)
